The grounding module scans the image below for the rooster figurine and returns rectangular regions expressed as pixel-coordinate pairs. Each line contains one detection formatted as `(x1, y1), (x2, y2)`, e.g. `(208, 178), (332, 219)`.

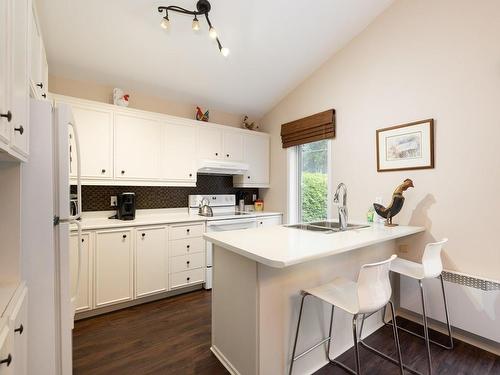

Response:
(373, 179), (414, 226)
(196, 106), (209, 122)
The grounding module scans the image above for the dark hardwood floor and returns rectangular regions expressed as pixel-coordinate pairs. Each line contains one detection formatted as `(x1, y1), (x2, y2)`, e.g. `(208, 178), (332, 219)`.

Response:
(73, 290), (499, 375)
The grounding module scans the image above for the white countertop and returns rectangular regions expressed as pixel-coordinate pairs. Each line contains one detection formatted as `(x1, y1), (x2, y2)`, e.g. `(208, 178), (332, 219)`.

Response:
(203, 223), (425, 268)
(71, 209), (282, 231)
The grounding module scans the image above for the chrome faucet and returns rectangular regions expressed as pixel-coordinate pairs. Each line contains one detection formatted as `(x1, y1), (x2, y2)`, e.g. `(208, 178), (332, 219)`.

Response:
(333, 183), (348, 231)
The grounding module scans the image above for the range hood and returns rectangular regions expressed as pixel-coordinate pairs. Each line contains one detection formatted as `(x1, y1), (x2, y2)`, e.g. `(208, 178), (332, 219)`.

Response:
(197, 159), (249, 175)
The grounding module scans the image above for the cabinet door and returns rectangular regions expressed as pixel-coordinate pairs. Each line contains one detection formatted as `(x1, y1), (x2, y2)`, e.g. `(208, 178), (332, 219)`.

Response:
(115, 113), (162, 180)
(244, 135), (270, 186)
(9, 288), (27, 375)
(70, 233), (92, 312)
(0, 0), (10, 145)
(257, 215), (282, 227)
(198, 127), (222, 160)
(29, 8), (41, 94)
(39, 45), (48, 99)
(0, 326), (13, 375)
(222, 130), (243, 161)
(9, 0), (29, 156)
(135, 227), (167, 298)
(163, 123), (196, 182)
(95, 230), (133, 308)
(69, 103), (113, 179)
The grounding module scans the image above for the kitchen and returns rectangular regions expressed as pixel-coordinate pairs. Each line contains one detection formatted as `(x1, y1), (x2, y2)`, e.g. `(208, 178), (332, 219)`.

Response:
(1, 0), (499, 375)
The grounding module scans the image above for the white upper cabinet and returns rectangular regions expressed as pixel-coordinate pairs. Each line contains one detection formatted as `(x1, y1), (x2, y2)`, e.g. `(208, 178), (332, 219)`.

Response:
(69, 103), (113, 179)
(9, 0), (30, 157)
(0, 0), (10, 146)
(29, 3), (47, 101)
(163, 122), (197, 183)
(222, 130), (244, 161)
(198, 126), (222, 160)
(114, 113), (162, 180)
(234, 134), (270, 187)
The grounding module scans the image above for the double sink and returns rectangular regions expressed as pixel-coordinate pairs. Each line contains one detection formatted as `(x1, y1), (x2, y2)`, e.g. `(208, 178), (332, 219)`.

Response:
(286, 221), (369, 233)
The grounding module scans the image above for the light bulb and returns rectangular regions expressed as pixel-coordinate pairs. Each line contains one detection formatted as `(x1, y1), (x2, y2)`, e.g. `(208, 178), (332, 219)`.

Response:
(209, 26), (217, 39)
(192, 18), (200, 31)
(160, 17), (169, 30)
(220, 47), (230, 57)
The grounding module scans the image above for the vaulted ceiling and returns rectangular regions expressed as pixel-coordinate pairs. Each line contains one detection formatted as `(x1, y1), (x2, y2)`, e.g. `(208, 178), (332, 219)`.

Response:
(36, 0), (393, 117)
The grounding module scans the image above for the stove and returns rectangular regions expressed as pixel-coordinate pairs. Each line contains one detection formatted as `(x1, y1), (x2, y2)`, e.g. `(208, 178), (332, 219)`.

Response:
(188, 194), (244, 217)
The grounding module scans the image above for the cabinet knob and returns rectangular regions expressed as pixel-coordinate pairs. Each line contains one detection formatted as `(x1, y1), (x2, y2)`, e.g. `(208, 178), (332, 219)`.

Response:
(42, 93), (47, 99)
(14, 324), (24, 335)
(226, 154), (229, 157)
(186, 245), (190, 249)
(189, 173), (192, 177)
(81, 238), (84, 242)
(101, 169), (106, 173)
(247, 176), (250, 179)
(186, 229), (190, 233)
(215, 152), (218, 156)
(142, 233), (146, 237)
(187, 277), (191, 281)
(0, 354), (12, 367)
(121, 170), (125, 174)
(36, 82), (44, 89)
(186, 261), (190, 265)
(0, 110), (12, 122)
(14, 125), (24, 135)
(122, 234), (127, 239)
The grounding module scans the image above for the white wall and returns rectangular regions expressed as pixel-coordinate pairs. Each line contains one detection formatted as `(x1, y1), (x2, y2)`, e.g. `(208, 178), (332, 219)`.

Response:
(260, 0), (500, 281)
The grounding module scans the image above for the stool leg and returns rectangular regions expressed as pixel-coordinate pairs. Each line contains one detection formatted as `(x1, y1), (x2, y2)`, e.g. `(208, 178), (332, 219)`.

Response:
(439, 274), (454, 349)
(326, 305), (335, 360)
(289, 293), (308, 375)
(352, 315), (361, 374)
(388, 301), (404, 375)
(419, 280), (432, 375)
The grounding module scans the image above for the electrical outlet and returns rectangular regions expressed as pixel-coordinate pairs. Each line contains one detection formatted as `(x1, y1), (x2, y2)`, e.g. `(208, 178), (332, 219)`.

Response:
(398, 244), (409, 254)
(252, 194), (257, 201)
(110, 196), (117, 207)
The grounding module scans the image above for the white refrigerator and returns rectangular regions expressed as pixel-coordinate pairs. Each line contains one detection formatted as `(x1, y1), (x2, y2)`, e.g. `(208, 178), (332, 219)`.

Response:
(22, 98), (82, 375)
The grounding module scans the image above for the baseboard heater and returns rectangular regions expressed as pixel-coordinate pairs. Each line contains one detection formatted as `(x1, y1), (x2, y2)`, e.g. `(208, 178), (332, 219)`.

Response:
(400, 270), (500, 343)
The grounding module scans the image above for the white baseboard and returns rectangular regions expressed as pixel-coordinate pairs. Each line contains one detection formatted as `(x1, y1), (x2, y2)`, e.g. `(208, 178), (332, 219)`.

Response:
(211, 345), (242, 375)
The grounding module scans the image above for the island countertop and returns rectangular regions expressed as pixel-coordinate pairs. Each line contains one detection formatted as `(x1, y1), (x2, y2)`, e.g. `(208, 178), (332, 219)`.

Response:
(203, 222), (425, 268)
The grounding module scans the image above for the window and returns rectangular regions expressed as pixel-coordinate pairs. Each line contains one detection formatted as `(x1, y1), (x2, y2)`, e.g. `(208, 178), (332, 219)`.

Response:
(288, 139), (331, 223)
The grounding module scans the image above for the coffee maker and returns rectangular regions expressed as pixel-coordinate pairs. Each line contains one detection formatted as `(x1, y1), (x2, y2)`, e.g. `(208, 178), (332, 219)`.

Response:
(117, 192), (136, 220)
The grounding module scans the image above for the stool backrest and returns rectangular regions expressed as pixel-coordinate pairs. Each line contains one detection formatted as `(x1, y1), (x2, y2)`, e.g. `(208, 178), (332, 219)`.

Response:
(421, 238), (448, 278)
(357, 254), (397, 314)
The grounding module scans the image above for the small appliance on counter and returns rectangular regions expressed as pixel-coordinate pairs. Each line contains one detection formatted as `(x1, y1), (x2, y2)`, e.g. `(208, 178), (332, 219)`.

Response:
(116, 192), (136, 220)
(70, 193), (79, 217)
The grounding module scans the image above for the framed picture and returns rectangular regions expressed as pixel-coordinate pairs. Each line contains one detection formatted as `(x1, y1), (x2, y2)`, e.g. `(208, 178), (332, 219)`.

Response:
(376, 119), (434, 172)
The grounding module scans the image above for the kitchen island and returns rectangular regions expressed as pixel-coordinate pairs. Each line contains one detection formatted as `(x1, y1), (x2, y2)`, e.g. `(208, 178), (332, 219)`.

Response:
(204, 223), (424, 375)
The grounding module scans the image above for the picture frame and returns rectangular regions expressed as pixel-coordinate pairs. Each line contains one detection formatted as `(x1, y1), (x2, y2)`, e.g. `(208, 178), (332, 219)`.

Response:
(376, 119), (434, 172)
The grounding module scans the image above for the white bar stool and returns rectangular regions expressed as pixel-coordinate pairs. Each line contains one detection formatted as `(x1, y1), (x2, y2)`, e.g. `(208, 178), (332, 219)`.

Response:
(361, 238), (453, 375)
(289, 255), (404, 375)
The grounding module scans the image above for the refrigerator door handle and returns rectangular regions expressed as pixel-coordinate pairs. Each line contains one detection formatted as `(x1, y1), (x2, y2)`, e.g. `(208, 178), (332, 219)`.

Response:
(68, 120), (82, 221)
(70, 219), (82, 315)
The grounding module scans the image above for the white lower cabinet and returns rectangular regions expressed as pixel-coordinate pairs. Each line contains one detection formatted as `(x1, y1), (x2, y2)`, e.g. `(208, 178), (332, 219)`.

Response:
(70, 232), (92, 312)
(0, 326), (13, 375)
(135, 226), (168, 298)
(8, 288), (27, 375)
(257, 215), (282, 227)
(95, 229), (133, 308)
(169, 269), (205, 290)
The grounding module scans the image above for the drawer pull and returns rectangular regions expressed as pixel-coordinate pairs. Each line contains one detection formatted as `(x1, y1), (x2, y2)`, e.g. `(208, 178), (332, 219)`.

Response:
(189, 173), (193, 177)
(14, 324), (24, 335)
(42, 93), (47, 99)
(101, 169), (106, 173)
(142, 233), (146, 237)
(81, 238), (85, 242)
(122, 234), (127, 239)
(0, 354), (12, 367)
(121, 170), (125, 174)
(186, 229), (190, 234)
(14, 125), (24, 135)
(36, 82), (44, 89)
(186, 261), (190, 265)
(186, 245), (190, 249)
(187, 277), (191, 281)
(0, 110), (12, 122)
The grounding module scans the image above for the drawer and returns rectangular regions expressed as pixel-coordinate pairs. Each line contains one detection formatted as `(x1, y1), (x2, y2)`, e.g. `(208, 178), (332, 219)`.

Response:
(169, 223), (204, 240)
(170, 252), (205, 273)
(169, 268), (205, 290)
(169, 237), (205, 257)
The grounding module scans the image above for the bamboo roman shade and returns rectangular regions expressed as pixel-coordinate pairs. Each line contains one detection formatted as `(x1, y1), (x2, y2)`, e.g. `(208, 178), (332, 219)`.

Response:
(280, 109), (336, 148)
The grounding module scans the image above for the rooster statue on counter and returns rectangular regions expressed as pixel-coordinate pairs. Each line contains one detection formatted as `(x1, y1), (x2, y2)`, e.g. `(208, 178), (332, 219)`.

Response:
(373, 179), (414, 226)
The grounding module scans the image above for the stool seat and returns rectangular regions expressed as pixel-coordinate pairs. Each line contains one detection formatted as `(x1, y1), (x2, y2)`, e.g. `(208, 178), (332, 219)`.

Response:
(390, 258), (427, 280)
(304, 277), (359, 314)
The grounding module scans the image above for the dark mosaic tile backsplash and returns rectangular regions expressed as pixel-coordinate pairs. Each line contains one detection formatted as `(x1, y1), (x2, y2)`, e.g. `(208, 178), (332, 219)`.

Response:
(71, 175), (259, 212)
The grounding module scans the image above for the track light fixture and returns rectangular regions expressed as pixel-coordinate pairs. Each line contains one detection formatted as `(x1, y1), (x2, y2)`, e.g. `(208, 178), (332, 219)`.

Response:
(158, 0), (229, 57)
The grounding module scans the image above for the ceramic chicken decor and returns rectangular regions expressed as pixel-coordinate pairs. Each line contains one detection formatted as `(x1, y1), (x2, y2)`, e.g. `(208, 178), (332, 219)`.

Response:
(113, 88), (130, 107)
(242, 115), (259, 130)
(373, 178), (414, 226)
(196, 106), (209, 122)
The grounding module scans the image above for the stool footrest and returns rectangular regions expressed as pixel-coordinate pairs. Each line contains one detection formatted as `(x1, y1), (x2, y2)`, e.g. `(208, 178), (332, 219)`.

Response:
(359, 340), (423, 375)
(385, 320), (454, 350)
(293, 336), (331, 361)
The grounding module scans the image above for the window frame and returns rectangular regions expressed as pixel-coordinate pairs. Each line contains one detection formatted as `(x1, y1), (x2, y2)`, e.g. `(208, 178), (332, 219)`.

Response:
(286, 139), (333, 224)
